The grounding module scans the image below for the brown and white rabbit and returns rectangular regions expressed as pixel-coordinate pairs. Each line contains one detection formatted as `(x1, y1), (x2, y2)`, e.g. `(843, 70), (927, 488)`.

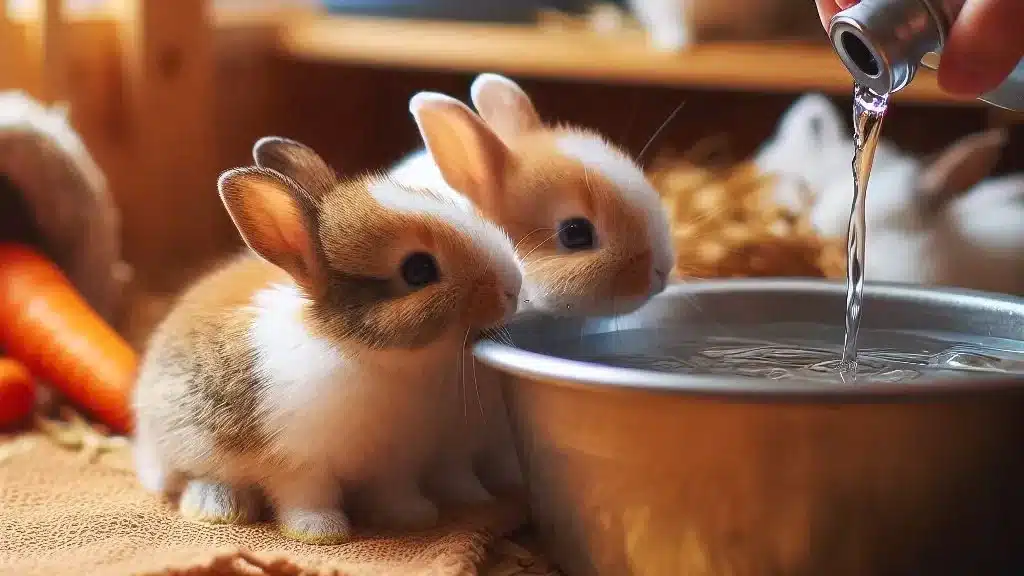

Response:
(132, 137), (523, 544)
(389, 73), (675, 501)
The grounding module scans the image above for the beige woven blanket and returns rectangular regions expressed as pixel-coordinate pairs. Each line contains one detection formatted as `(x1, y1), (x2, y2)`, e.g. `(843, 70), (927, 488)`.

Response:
(0, 425), (549, 576)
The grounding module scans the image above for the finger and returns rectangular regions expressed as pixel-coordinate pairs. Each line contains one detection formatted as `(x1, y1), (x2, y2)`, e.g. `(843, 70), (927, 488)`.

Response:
(939, 0), (1024, 96)
(815, 0), (843, 29)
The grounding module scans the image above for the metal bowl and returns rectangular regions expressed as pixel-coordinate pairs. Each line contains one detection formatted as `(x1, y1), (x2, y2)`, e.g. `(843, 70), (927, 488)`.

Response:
(474, 279), (1024, 576)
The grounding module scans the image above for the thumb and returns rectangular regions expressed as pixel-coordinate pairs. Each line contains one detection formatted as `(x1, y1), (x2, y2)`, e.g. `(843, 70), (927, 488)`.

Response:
(816, 0), (859, 29)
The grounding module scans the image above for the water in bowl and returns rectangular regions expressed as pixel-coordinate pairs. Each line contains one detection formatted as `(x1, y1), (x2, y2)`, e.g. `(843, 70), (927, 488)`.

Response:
(562, 323), (1024, 384)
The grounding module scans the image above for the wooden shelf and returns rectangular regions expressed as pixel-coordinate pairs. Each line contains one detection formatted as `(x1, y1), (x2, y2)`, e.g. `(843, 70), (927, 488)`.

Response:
(279, 14), (978, 106)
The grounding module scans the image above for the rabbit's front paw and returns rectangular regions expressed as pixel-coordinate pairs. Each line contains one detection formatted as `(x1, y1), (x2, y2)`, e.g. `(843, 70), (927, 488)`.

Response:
(279, 508), (352, 544)
(179, 480), (262, 524)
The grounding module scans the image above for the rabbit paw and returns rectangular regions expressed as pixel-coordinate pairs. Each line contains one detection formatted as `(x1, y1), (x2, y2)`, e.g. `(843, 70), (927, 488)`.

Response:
(367, 490), (440, 531)
(179, 480), (262, 524)
(265, 468), (349, 543)
(279, 508), (352, 545)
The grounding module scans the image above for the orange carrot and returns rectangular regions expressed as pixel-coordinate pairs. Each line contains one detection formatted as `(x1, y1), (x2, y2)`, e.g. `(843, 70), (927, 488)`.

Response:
(0, 243), (136, 434)
(0, 357), (35, 429)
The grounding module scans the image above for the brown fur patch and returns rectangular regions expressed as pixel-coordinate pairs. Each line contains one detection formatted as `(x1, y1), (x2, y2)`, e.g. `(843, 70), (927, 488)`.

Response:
(138, 253), (289, 456)
(303, 175), (509, 349)
(252, 136), (338, 200)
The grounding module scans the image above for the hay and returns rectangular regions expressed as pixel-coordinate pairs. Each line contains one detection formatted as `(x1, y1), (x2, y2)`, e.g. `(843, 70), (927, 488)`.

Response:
(648, 143), (846, 281)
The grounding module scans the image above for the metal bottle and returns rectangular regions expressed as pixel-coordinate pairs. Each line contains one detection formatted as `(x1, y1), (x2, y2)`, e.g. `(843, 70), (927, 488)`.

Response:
(828, 0), (1024, 111)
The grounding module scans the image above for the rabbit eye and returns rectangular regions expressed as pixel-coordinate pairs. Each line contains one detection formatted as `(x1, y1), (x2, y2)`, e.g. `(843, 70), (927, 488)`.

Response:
(400, 252), (440, 289)
(557, 217), (596, 251)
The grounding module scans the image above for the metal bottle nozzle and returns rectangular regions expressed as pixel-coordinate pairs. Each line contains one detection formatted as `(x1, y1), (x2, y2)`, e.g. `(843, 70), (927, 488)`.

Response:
(827, 0), (947, 96)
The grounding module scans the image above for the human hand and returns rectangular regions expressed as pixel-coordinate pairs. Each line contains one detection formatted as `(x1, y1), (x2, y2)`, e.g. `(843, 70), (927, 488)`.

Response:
(814, 0), (1024, 97)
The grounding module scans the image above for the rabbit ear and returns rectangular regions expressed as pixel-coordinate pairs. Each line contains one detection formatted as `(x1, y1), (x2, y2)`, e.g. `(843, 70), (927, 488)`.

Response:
(409, 91), (510, 212)
(470, 73), (542, 141)
(917, 128), (1008, 214)
(754, 94), (847, 191)
(777, 93), (846, 149)
(218, 166), (320, 289)
(252, 136), (337, 199)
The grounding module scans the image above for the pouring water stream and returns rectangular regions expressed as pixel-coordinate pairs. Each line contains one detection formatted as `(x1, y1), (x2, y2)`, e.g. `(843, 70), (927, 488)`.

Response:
(839, 84), (890, 374)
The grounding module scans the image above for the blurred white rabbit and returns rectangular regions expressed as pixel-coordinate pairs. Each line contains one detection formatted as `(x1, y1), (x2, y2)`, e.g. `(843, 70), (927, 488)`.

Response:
(625, 0), (820, 52)
(753, 93), (1024, 296)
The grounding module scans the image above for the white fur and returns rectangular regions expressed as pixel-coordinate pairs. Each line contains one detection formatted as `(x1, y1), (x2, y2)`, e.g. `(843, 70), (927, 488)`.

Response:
(249, 284), (353, 465)
(251, 283), (451, 482)
(133, 422), (184, 495)
(754, 93), (1024, 295)
(554, 132), (675, 282)
(627, 0), (692, 51)
(469, 74), (527, 114)
(251, 283), (505, 520)
(390, 149), (458, 205)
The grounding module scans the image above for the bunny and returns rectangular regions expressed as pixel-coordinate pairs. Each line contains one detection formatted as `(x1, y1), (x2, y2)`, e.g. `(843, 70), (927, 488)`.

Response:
(753, 93), (921, 237)
(132, 137), (523, 544)
(754, 92), (1024, 295)
(395, 73), (674, 317)
(389, 74), (675, 502)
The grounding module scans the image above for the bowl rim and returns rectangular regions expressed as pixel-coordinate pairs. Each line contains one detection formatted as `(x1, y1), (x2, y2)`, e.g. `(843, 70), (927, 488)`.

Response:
(473, 278), (1024, 400)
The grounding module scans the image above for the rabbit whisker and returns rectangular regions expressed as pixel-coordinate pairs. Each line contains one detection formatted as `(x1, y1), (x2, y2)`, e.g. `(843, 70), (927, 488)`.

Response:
(461, 327), (472, 420)
(520, 230), (563, 262)
(471, 353), (485, 422)
(638, 100), (686, 168)
(515, 228), (553, 253)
